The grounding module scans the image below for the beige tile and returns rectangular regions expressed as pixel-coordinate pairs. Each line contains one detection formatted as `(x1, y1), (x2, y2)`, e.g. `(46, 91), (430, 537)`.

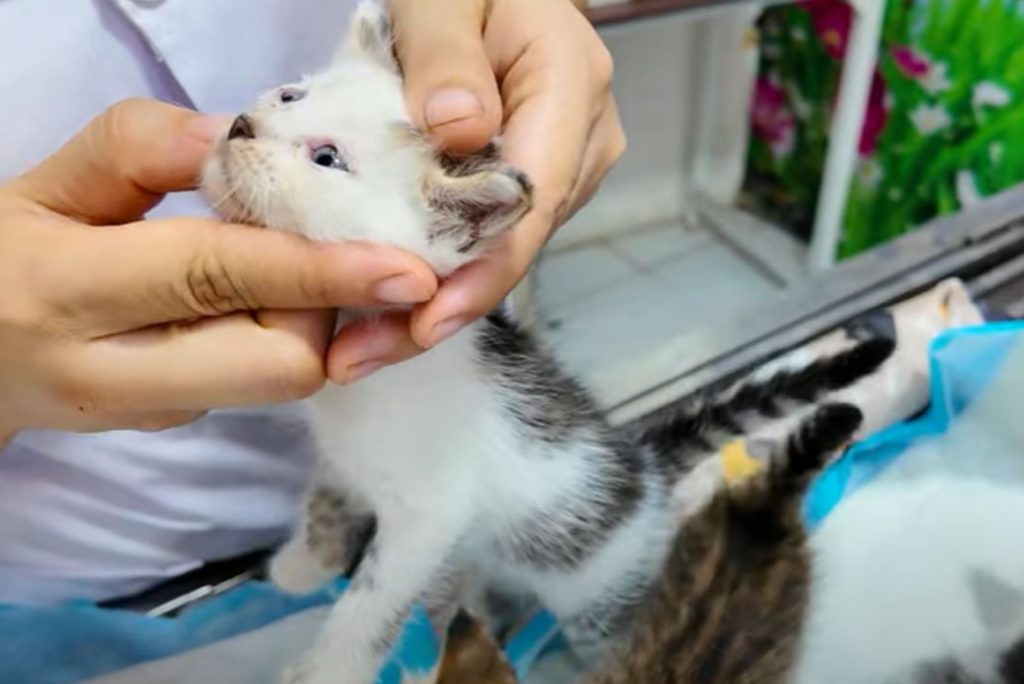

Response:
(535, 243), (636, 309)
(651, 243), (781, 324)
(540, 271), (683, 378)
(609, 225), (713, 269)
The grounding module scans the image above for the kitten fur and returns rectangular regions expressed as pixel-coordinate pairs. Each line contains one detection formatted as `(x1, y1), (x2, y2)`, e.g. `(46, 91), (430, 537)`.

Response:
(201, 4), (895, 683)
(790, 336), (1024, 684)
(434, 404), (863, 684)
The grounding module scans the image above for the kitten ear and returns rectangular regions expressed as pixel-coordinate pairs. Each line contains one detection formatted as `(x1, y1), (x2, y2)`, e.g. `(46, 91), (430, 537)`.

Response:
(341, 1), (398, 73)
(423, 153), (534, 256)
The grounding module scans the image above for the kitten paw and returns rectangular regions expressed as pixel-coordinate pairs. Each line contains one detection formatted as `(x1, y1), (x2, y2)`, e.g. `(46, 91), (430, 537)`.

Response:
(268, 538), (336, 594)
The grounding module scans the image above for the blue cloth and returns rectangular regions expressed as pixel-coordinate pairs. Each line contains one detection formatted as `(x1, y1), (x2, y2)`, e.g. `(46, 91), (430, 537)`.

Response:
(804, 321), (1024, 527)
(0, 578), (345, 684)
(0, 572), (558, 684)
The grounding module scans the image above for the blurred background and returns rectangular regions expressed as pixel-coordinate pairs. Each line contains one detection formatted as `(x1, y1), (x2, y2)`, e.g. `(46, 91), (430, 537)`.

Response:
(531, 0), (1024, 415)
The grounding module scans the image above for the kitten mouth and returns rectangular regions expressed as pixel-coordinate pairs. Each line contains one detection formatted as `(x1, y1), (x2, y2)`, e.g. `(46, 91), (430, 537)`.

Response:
(210, 148), (261, 227)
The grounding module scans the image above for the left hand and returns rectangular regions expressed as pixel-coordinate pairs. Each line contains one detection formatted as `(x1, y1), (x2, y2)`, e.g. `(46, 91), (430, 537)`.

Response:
(326, 0), (626, 383)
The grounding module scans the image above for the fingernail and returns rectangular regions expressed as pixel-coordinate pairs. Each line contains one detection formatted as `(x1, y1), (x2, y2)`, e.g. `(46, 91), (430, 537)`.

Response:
(373, 273), (433, 304)
(341, 361), (385, 385)
(424, 89), (484, 128)
(186, 114), (234, 143)
(426, 317), (466, 348)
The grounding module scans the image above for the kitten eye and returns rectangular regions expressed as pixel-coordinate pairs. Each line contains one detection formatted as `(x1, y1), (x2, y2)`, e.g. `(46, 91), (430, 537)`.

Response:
(310, 144), (350, 171)
(279, 87), (305, 104)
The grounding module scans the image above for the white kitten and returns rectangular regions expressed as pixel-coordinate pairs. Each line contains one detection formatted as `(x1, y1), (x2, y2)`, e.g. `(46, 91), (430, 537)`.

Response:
(202, 4), (892, 684)
(793, 337), (1024, 684)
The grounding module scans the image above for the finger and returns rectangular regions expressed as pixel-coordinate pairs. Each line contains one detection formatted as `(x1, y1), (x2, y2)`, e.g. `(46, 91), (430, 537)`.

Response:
(326, 313), (426, 384)
(391, 0), (502, 154)
(411, 101), (626, 347)
(72, 410), (207, 434)
(564, 98), (627, 221)
(12, 99), (229, 225)
(63, 313), (330, 413)
(256, 309), (337, 352)
(409, 218), (547, 349)
(47, 219), (437, 335)
(485, 5), (614, 219)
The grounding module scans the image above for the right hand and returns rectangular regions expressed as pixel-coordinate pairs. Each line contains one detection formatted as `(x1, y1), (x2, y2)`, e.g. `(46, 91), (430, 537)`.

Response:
(0, 99), (437, 446)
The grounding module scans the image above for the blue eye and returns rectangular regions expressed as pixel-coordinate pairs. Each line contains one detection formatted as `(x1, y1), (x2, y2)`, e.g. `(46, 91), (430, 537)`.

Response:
(310, 144), (350, 172)
(279, 87), (305, 103)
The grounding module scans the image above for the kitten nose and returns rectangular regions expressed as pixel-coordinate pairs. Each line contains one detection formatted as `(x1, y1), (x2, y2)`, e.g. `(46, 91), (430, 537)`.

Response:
(227, 115), (256, 140)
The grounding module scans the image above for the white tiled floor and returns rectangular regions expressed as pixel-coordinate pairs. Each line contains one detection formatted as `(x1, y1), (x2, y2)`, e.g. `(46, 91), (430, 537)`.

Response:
(534, 221), (787, 389)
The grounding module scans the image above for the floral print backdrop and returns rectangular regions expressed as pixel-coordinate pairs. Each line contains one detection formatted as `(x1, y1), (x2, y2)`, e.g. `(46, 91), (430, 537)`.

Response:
(743, 0), (1024, 259)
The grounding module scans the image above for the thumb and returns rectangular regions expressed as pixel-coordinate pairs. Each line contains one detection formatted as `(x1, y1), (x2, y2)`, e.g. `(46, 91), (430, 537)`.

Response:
(391, 0), (502, 154)
(13, 99), (229, 225)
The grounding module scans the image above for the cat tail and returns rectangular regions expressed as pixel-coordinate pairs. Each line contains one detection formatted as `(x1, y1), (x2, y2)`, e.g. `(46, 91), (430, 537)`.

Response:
(729, 402), (863, 515)
(638, 336), (894, 472)
(434, 608), (519, 684)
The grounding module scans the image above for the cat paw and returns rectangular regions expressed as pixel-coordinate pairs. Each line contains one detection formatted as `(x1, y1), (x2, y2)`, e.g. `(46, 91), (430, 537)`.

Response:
(268, 538), (336, 594)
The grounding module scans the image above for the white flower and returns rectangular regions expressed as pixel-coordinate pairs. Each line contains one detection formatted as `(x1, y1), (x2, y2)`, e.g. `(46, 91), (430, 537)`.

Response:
(910, 104), (952, 135)
(990, 142), (1005, 164)
(973, 81), (1011, 114)
(857, 158), (883, 189)
(921, 62), (951, 95)
(790, 26), (807, 42)
(956, 170), (983, 208)
(786, 83), (811, 119)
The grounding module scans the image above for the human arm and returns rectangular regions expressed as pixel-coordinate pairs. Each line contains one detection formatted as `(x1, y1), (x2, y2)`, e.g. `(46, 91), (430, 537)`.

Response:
(0, 99), (436, 446)
(326, 0), (625, 382)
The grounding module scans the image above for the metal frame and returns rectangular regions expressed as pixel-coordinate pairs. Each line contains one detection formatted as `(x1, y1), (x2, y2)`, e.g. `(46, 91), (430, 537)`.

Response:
(608, 183), (1024, 426)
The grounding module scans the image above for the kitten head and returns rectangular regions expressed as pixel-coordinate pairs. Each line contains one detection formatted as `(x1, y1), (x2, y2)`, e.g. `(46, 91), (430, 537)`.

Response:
(201, 1), (533, 278)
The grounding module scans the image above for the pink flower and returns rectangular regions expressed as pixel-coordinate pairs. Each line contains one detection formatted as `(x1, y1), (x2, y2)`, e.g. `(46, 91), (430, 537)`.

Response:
(890, 46), (952, 94)
(752, 77), (797, 158)
(800, 0), (852, 60)
(891, 45), (929, 78)
(859, 71), (889, 155)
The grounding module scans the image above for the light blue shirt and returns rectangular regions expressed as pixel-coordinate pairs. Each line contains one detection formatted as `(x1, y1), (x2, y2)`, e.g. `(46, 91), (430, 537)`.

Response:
(0, 0), (357, 605)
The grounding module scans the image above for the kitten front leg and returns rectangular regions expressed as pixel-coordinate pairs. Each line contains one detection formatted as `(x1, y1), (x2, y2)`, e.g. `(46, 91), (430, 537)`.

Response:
(269, 485), (376, 594)
(284, 516), (464, 684)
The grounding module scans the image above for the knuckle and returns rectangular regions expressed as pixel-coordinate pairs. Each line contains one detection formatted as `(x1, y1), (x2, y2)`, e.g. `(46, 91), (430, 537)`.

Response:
(297, 264), (338, 308)
(269, 348), (326, 401)
(97, 99), (151, 147)
(613, 126), (628, 158)
(180, 246), (258, 315)
(591, 42), (614, 90)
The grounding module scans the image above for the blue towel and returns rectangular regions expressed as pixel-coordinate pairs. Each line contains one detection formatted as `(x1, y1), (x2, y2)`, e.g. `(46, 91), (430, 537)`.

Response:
(0, 571), (558, 684)
(804, 320), (1024, 527)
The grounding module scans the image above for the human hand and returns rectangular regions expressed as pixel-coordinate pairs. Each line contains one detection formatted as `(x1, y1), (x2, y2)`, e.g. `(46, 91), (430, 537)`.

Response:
(0, 99), (436, 446)
(326, 0), (625, 383)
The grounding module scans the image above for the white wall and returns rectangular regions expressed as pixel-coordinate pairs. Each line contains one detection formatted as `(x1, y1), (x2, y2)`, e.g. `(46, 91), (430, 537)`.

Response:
(549, 8), (762, 251)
